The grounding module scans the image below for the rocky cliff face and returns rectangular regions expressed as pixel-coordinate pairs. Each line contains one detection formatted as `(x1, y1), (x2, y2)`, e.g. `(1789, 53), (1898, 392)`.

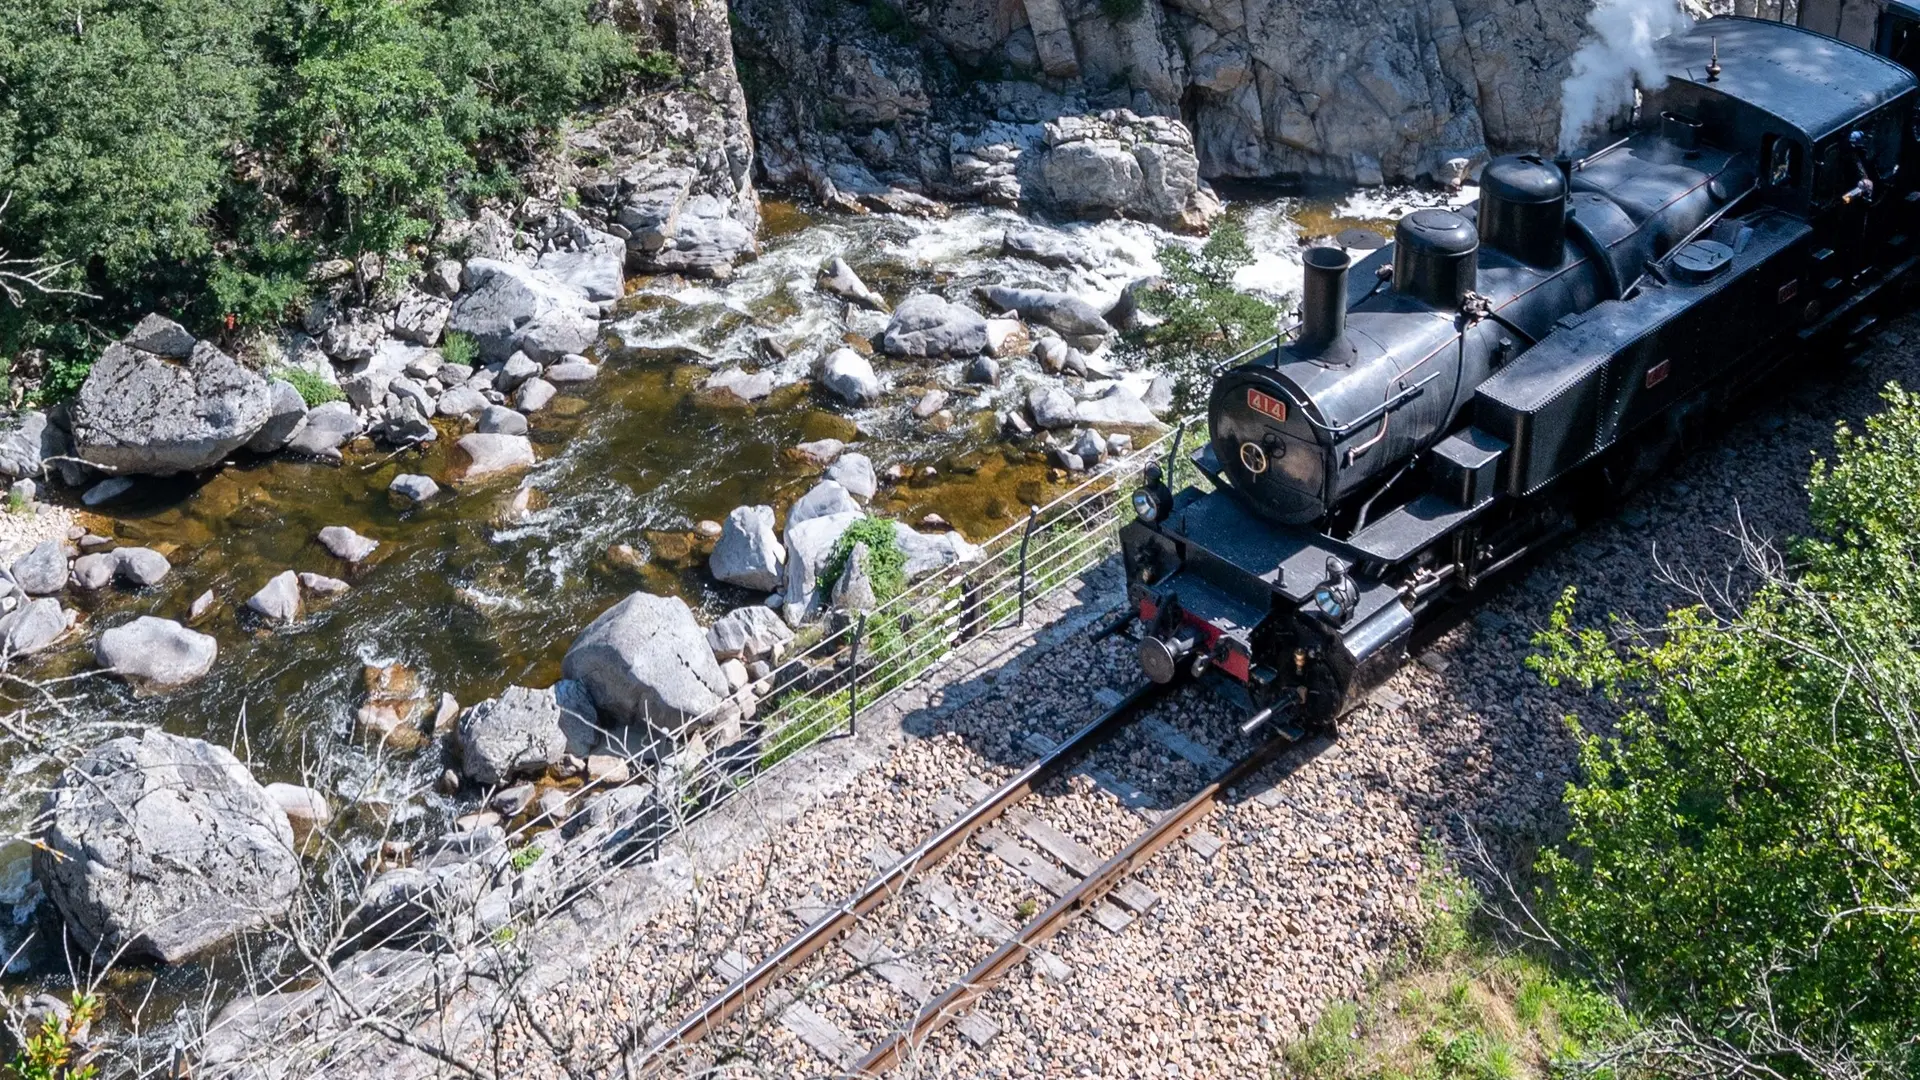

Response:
(732, 0), (1593, 203)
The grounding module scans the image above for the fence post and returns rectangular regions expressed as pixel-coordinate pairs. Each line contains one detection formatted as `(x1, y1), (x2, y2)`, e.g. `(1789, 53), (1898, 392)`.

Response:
(1164, 420), (1188, 486)
(846, 612), (865, 738)
(1016, 505), (1040, 626)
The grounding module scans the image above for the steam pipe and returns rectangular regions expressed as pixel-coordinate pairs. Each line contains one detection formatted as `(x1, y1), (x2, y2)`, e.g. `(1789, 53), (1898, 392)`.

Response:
(1297, 246), (1350, 353)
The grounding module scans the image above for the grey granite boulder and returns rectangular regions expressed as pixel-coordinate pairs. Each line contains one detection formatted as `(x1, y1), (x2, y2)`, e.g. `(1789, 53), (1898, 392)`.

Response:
(818, 257), (889, 312)
(707, 604), (794, 663)
(36, 730), (300, 962)
(880, 295), (988, 359)
(1075, 384), (1162, 427)
(781, 511), (862, 626)
(515, 377), (557, 413)
(788, 479), (860, 530)
(448, 258), (601, 363)
(456, 682), (599, 785)
(817, 348), (882, 406)
(536, 243), (626, 303)
(283, 401), (360, 462)
(0, 411), (65, 481)
(71, 331), (271, 475)
(0, 598), (69, 655)
(1027, 385), (1078, 430)
(95, 616), (217, 687)
(246, 379), (308, 454)
(825, 452), (877, 502)
(245, 571), (303, 623)
(10, 540), (68, 596)
(710, 505), (784, 592)
(317, 525), (378, 563)
(69, 553), (115, 591)
(476, 405), (528, 436)
(561, 592), (729, 734)
(1002, 228), (1095, 269)
(451, 433), (535, 481)
(891, 522), (982, 581)
(112, 546), (170, 587)
(977, 285), (1113, 338)
(390, 473), (440, 503)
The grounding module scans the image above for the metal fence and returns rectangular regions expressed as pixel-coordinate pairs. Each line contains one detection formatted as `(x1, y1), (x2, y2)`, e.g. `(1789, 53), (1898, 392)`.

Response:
(167, 418), (1208, 1078)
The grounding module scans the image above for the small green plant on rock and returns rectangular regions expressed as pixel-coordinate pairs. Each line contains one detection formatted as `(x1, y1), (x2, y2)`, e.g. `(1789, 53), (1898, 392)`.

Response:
(509, 844), (543, 871)
(4, 992), (101, 1080)
(635, 49), (681, 82)
(440, 330), (479, 368)
(274, 366), (345, 408)
(820, 516), (908, 602)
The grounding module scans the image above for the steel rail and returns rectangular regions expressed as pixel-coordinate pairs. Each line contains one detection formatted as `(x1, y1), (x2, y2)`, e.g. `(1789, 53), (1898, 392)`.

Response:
(853, 711), (1307, 1075)
(636, 679), (1175, 1069)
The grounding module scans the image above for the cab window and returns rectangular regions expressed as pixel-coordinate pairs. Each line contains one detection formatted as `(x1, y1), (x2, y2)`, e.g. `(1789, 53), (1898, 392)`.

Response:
(1763, 135), (1802, 188)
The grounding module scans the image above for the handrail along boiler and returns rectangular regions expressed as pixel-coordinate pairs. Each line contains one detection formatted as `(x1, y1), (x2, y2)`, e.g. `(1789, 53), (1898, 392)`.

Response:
(1119, 15), (1920, 728)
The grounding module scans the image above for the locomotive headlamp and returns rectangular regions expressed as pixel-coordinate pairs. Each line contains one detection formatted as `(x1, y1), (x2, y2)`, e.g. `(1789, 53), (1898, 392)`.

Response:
(1312, 557), (1359, 625)
(1132, 464), (1173, 523)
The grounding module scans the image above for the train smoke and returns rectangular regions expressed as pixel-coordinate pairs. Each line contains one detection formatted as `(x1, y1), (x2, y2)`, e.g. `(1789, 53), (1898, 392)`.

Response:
(1558, 0), (1692, 154)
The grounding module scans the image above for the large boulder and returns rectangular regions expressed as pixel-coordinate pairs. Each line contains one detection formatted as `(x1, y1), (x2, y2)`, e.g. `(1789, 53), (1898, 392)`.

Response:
(781, 511), (861, 625)
(450, 433), (535, 481)
(97, 617), (217, 687)
(880, 295), (988, 359)
(561, 592), (730, 735)
(0, 598), (70, 655)
(625, 191), (758, 281)
(456, 682), (600, 785)
(816, 348), (882, 406)
(707, 604), (794, 663)
(787, 480), (861, 529)
(1075, 384), (1163, 427)
(537, 240), (627, 303)
(448, 259), (602, 363)
(70, 324), (273, 475)
(245, 379), (308, 454)
(36, 730), (300, 962)
(283, 401), (360, 462)
(0, 411), (67, 481)
(891, 522), (982, 581)
(710, 505), (784, 592)
(1033, 112), (1221, 233)
(10, 540), (68, 596)
(977, 286), (1113, 338)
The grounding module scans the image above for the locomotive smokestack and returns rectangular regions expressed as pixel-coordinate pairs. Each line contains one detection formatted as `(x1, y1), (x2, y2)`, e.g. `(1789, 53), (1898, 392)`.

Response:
(1297, 246), (1350, 353)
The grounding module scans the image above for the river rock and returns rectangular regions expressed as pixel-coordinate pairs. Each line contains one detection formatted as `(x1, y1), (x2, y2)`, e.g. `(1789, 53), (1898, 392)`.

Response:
(818, 257), (889, 312)
(788, 479), (860, 529)
(710, 505), (784, 592)
(392, 290), (452, 346)
(113, 547), (171, 587)
(966, 356), (1002, 386)
(390, 474), (440, 504)
(246, 571), (303, 623)
(825, 453), (877, 501)
(0, 598), (70, 655)
(978, 286), (1113, 337)
(437, 386), (489, 420)
(69, 553), (115, 591)
(124, 312), (196, 357)
(1002, 228), (1095, 269)
(297, 572), (351, 596)
(561, 592), (729, 734)
(1027, 385), (1078, 430)
(264, 782), (333, 846)
(984, 320), (1029, 360)
(71, 331), (272, 475)
(892, 522), (981, 580)
(626, 191), (758, 280)
(318, 526), (378, 563)
(913, 389), (949, 420)
(704, 367), (777, 403)
(791, 438), (845, 467)
(456, 683), (600, 785)
(781, 511), (861, 626)
(545, 358), (600, 383)
(451, 433), (535, 481)
(880, 295), (988, 359)
(476, 405), (528, 436)
(449, 259), (602, 363)
(10, 541), (67, 596)
(495, 352), (541, 392)
(537, 241), (627, 302)
(95, 617), (217, 687)
(817, 348), (881, 406)
(515, 378), (557, 413)
(246, 379), (309, 455)
(36, 730), (300, 963)
(357, 663), (431, 751)
(707, 604), (794, 663)
(1075, 383), (1162, 427)
(0, 411), (65, 481)
(283, 401), (360, 462)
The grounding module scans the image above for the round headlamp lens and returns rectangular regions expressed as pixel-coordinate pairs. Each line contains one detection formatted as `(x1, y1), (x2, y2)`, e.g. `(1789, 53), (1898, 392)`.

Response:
(1131, 490), (1158, 521)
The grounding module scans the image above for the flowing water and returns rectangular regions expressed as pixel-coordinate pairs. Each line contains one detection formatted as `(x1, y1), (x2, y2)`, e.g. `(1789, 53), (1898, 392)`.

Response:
(0, 187), (1451, 993)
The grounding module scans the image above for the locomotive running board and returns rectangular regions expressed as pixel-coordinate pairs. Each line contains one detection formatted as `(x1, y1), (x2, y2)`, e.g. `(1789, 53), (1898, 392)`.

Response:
(1348, 491), (1492, 565)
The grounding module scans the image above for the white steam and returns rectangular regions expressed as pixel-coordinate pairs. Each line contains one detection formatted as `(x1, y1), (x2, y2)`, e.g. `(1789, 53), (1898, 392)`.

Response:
(1557, 0), (1693, 154)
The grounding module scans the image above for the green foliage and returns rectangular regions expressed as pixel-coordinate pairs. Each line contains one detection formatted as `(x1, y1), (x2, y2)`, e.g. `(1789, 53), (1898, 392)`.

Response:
(4, 993), (101, 1080)
(5, 488), (27, 515)
(1532, 382), (1920, 1077)
(634, 48), (680, 82)
(439, 329), (478, 368)
(274, 365), (344, 407)
(1134, 214), (1279, 402)
(864, 0), (917, 42)
(0, 0), (635, 384)
(508, 844), (542, 871)
(821, 516), (908, 602)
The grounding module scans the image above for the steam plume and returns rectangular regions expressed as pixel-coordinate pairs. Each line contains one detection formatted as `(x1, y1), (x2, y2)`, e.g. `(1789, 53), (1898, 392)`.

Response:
(1558, 0), (1693, 154)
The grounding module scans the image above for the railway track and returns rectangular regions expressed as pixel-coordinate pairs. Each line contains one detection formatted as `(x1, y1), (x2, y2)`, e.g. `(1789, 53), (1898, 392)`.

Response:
(638, 677), (1307, 1076)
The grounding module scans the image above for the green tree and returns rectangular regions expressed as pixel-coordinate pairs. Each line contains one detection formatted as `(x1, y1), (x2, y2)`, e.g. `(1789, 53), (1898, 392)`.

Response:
(1534, 383), (1920, 1077)
(1133, 214), (1279, 403)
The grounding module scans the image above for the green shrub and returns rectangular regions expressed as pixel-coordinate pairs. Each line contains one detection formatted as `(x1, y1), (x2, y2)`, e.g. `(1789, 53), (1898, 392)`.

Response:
(1134, 213), (1279, 406)
(439, 329), (479, 368)
(508, 844), (543, 871)
(275, 366), (345, 407)
(4, 992), (101, 1080)
(634, 48), (680, 81)
(820, 515), (908, 602)
(1533, 383), (1920, 1076)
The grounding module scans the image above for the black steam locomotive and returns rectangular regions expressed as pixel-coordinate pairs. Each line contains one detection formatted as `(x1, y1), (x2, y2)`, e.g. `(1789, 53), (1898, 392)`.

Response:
(1118, 15), (1920, 728)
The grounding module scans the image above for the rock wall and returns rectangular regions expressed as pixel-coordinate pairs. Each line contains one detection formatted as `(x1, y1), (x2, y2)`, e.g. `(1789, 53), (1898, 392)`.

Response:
(733, 0), (1594, 195)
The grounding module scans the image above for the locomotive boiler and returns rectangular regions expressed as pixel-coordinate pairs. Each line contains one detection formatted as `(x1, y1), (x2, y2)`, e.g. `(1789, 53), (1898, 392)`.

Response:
(1117, 14), (1920, 727)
